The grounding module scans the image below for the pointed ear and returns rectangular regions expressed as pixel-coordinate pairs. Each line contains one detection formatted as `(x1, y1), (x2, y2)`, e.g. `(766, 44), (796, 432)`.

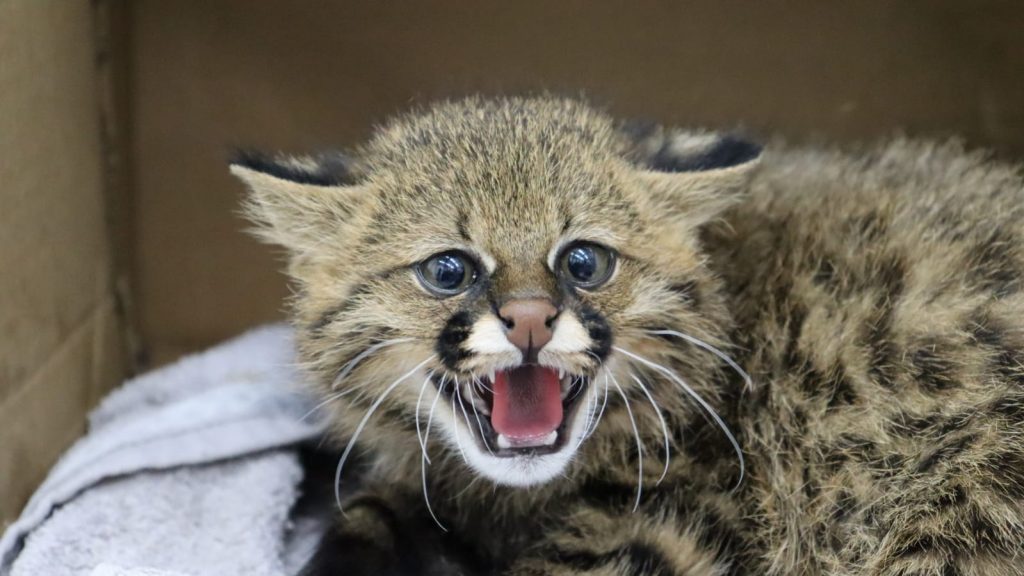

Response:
(626, 125), (762, 227)
(229, 151), (368, 253)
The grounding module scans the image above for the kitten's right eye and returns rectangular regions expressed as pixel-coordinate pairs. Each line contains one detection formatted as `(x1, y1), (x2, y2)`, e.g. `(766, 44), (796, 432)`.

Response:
(416, 251), (478, 296)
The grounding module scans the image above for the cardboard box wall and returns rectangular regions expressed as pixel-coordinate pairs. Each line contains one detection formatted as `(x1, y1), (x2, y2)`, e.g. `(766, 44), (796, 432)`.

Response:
(2, 0), (1022, 525)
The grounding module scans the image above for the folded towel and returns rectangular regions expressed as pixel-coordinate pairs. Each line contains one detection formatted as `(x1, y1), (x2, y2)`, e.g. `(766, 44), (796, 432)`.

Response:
(0, 324), (329, 576)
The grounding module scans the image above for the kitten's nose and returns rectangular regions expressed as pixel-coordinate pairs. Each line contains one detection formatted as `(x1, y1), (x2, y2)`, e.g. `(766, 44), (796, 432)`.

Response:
(499, 299), (558, 357)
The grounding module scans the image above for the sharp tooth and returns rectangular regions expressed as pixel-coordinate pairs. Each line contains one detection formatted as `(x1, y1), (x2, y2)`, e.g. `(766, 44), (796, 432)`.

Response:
(541, 431), (557, 446)
(497, 434), (512, 450)
(558, 368), (565, 380)
(487, 370), (496, 383)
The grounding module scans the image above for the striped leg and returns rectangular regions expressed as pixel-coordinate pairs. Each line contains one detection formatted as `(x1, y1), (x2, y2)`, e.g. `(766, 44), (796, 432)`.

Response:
(505, 501), (740, 576)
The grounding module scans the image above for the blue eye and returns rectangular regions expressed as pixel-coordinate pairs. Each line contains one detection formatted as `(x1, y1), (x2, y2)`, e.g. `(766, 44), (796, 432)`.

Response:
(417, 251), (477, 296)
(560, 242), (615, 288)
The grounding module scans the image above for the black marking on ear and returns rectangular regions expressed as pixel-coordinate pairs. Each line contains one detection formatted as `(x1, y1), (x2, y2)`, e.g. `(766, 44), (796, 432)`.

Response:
(231, 149), (356, 187)
(651, 134), (762, 173)
(437, 310), (476, 370)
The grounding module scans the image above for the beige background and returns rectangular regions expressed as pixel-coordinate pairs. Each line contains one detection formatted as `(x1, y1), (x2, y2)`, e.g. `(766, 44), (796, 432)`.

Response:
(0, 1), (125, 522)
(2, 0), (1023, 523)
(129, 0), (1024, 363)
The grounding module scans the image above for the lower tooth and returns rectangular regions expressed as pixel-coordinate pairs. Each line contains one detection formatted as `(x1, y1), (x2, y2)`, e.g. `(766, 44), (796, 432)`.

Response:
(541, 431), (557, 446)
(497, 434), (512, 449)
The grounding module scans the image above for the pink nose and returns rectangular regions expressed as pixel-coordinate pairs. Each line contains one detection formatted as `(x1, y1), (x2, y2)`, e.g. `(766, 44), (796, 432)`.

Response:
(498, 299), (558, 354)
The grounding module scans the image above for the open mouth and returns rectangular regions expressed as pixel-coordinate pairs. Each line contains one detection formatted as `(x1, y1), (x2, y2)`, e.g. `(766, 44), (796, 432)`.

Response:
(434, 366), (590, 458)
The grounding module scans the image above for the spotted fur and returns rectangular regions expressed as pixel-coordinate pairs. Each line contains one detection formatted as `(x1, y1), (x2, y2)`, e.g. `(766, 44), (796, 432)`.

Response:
(231, 96), (1024, 575)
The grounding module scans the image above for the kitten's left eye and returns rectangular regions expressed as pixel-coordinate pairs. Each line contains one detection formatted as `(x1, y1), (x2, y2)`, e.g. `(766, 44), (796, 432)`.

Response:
(416, 251), (478, 296)
(558, 242), (616, 289)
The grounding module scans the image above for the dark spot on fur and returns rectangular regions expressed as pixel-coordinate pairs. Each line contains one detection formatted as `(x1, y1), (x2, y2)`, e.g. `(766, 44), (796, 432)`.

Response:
(576, 303), (612, 361)
(897, 412), (941, 435)
(544, 542), (674, 576)
(813, 258), (837, 288)
(667, 280), (701, 308)
(782, 306), (807, 371)
(909, 340), (958, 392)
(832, 434), (879, 465)
(934, 485), (968, 510)
(915, 433), (978, 473)
(865, 256), (906, 389)
(982, 450), (1024, 501)
(825, 365), (858, 409)
(456, 210), (471, 242)
(578, 478), (647, 509)
(802, 465), (820, 499)
(970, 316), (1024, 385)
(693, 508), (747, 564)
(437, 310), (476, 370)
(799, 359), (858, 410)
(844, 211), (888, 244)
(831, 489), (856, 523)
(991, 395), (1024, 423)
(561, 215), (573, 235)
(942, 564), (963, 576)
(969, 228), (1021, 298)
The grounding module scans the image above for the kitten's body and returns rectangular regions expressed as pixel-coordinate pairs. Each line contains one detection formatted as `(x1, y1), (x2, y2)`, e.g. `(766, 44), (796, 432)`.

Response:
(232, 97), (1024, 575)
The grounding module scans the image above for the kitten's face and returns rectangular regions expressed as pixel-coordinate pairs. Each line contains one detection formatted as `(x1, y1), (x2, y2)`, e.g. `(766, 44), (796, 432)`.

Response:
(233, 98), (759, 487)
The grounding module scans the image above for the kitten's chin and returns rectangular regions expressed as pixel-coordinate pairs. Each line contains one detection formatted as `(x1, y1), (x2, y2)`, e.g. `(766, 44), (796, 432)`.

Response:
(463, 447), (578, 487)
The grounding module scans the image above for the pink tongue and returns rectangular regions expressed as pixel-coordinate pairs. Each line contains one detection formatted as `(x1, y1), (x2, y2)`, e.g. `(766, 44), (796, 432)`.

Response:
(491, 366), (563, 441)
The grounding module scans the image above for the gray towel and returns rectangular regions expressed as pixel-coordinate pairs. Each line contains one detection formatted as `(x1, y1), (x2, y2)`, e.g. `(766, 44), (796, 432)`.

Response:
(0, 324), (329, 576)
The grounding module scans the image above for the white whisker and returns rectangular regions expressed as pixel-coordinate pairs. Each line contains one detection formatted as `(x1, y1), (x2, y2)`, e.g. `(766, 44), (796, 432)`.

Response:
(587, 373), (611, 440)
(609, 371), (643, 513)
(574, 380), (599, 452)
(467, 384), (494, 456)
(334, 355), (435, 514)
(473, 376), (494, 394)
(630, 373), (671, 484)
(452, 378), (469, 465)
(423, 375), (446, 462)
(299, 388), (348, 422)
(646, 329), (752, 390)
(415, 371), (434, 465)
(455, 379), (483, 454)
(419, 376), (447, 533)
(331, 338), (415, 390)
(614, 346), (745, 490)
(421, 452), (447, 532)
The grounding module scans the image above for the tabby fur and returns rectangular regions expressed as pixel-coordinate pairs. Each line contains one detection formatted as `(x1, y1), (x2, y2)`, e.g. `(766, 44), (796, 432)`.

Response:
(231, 96), (1024, 575)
